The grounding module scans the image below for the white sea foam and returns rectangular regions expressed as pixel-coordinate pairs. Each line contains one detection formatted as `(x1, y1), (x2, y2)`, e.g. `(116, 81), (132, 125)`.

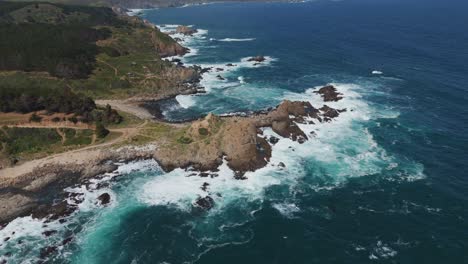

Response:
(238, 76), (246, 84)
(139, 159), (286, 211)
(176, 94), (197, 108)
(370, 241), (398, 259)
(217, 38), (256, 42)
(272, 203), (301, 218)
(372, 70), (383, 75)
(126, 9), (148, 16)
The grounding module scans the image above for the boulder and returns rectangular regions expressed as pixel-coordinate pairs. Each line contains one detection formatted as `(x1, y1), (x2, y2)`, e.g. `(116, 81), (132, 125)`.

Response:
(269, 136), (280, 145)
(97, 193), (111, 205)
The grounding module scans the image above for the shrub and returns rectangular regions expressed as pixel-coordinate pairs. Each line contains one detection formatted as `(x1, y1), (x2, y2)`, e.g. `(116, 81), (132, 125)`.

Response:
(95, 122), (109, 138)
(68, 116), (78, 124)
(177, 136), (192, 144)
(198, 127), (209, 136)
(29, 112), (42, 122)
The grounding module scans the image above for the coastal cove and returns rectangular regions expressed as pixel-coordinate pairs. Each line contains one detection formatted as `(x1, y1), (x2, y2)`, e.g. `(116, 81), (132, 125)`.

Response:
(1, 0), (468, 263)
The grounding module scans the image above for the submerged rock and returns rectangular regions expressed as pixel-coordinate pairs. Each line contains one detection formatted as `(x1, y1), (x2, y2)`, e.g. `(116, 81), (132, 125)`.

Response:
(40, 246), (57, 259)
(62, 237), (73, 245)
(195, 196), (214, 210)
(42, 230), (57, 237)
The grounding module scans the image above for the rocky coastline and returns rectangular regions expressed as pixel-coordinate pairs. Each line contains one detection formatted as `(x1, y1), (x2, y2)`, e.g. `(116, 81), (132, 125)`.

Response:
(0, 80), (345, 225)
(0, 16), (346, 244)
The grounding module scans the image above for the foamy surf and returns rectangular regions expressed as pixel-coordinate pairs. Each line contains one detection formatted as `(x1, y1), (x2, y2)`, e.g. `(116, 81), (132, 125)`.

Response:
(216, 38), (256, 42)
(372, 70), (383, 75)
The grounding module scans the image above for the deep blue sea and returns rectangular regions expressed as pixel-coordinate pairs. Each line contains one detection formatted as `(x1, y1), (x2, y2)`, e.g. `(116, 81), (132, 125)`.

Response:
(1, 0), (468, 263)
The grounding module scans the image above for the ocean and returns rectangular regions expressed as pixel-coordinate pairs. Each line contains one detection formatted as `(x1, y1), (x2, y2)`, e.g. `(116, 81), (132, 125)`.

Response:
(1, 0), (468, 263)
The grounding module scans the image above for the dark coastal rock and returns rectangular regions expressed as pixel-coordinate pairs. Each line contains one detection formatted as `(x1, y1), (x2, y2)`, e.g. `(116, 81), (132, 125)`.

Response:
(0, 259), (6, 264)
(314, 85), (343, 102)
(200, 67), (212, 74)
(272, 121), (308, 142)
(320, 105), (340, 119)
(97, 193), (111, 205)
(32, 201), (77, 221)
(297, 136), (307, 144)
(216, 75), (225, 80)
(68, 192), (84, 204)
(3, 237), (9, 242)
(42, 230), (57, 237)
(269, 136), (280, 145)
(215, 68), (224, 72)
(234, 171), (248, 180)
(226, 63), (236, 67)
(278, 162), (286, 168)
(62, 237), (73, 245)
(176, 25), (197, 35)
(248, 56), (266, 62)
(195, 196), (214, 210)
(40, 246), (57, 259)
(201, 182), (210, 191)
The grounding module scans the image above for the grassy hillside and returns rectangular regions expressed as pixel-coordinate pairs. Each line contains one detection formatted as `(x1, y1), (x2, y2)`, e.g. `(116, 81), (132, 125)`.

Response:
(0, 1), (196, 102)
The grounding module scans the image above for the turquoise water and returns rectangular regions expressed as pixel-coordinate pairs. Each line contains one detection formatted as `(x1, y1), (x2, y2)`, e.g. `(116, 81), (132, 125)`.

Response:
(1, 0), (468, 263)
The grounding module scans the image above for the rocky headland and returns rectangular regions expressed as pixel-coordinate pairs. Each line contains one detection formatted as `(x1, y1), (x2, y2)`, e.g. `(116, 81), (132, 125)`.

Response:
(0, 82), (345, 223)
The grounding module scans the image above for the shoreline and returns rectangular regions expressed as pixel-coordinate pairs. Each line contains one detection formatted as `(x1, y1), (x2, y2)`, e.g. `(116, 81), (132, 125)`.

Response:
(0, 83), (345, 224)
(0, 13), (345, 229)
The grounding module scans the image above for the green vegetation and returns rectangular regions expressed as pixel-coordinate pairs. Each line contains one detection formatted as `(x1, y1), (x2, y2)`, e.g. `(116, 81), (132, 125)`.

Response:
(29, 112), (42, 122)
(198, 127), (209, 136)
(0, 126), (96, 161)
(0, 1), (123, 78)
(95, 122), (109, 138)
(0, 0), (188, 111)
(62, 128), (93, 145)
(0, 127), (61, 155)
(177, 136), (193, 144)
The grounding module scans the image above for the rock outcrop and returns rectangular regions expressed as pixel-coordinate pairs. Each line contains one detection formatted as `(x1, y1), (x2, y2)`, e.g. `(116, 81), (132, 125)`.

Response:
(175, 25), (197, 36)
(314, 85), (343, 102)
(151, 27), (188, 57)
(247, 56), (266, 62)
